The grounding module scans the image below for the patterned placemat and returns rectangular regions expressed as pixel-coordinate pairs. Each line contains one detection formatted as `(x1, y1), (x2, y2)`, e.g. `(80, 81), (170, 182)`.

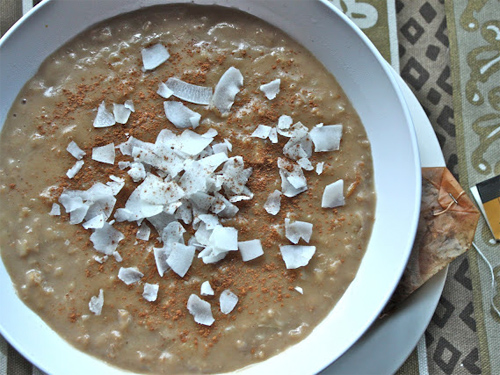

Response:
(446, 1), (500, 374)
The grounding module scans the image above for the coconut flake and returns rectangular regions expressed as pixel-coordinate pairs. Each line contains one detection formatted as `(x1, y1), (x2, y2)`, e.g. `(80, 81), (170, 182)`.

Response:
(154, 246), (172, 277)
(297, 157), (314, 171)
(212, 66), (243, 115)
(322, 179), (345, 208)
(295, 286), (304, 294)
(220, 289), (238, 314)
(49, 203), (61, 216)
(264, 190), (282, 215)
(82, 214), (105, 230)
(165, 77), (212, 105)
(280, 245), (316, 269)
(67, 141), (85, 160)
(90, 222), (125, 255)
(310, 125), (343, 152)
(260, 78), (280, 100)
(208, 225), (238, 253)
(93, 101), (116, 128)
(251, 125), (272, 139)
(269, 127), (278, 144)
(238, 239), (264, 261)
(143, 283), (159, 302)
(127, 162), (147, 182)
(113, 103), (132, 124)
(113, 251), (123, 263)
(117, 266), (144, 285)
(92, 143), (115, 165)
(316, 162), (324, 175)
(142, 44), (170, 71)
(177, 129), (213, 156)
(200, 281), (214, 296)
(136, 222), (151, 241)
(278, 158), (307, 197)
(124, 100), (135, 112)
(157, 82), (174, 99)
(66, 160), (84, 179)
(285, 218), (313, 244)
(166, 243), (195, 278)
(164, 101), (201, 129)
(277, 115), (293, 134)
(89, 289), (104, 315)
(187, 294), (215, 326)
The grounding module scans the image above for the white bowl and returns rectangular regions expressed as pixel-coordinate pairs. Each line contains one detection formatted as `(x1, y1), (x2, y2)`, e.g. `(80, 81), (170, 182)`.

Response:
(0, 1), (421, 374)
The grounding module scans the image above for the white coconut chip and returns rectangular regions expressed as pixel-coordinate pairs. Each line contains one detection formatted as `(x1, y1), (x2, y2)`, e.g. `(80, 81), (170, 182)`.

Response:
(93, 101), (116, 128)
(176, 129), (213, 156)
(66, 160), (84, 179)
(322, 179), (345, 208)
(157, 82), (174, 99)
(260, 78), (280, 100)
(310, 124), (343, 152)
(92, 143), (115, 165)
(251, 124), (272, 139)
(203, 128), (218, 138)
(198, 214), (220, 230)
(113, 103), (132, 124)
(124, 100), (135, 112)
(212, 66), (244, 115)
(136, 221), (151, 241)
(277, 115), (293, 134)
(285, 218), (313, 244)
(165, 77), (213, 105)
(238, 239), (264, 261)
(297, 157), (314, 171)
(269, 127), (279, 144)
(89, 289), (104, 315)
(280, 245), (316, 269)
(82, 213), (105, 230)
(162, 221), (186, 244)
(142, 43), (170, 71)
(264, 190), (282, 215)
(128, 162), (147, 182)
(90, 222), (125, 255)
(277, 158), (307, 197)
(200, 281), (214, 296)
(49, 203), (61, 216)
(294, 286), (304, 294)
(316, 162), (324, 175)
(220, 289), (238, 314)
(208, 225), (238, 254)
(187, 294), (215, 326)
(154, 246), (172, 277)
(167, 242), (196, 277)
(113, 251), (123, 263)
(117, 267), (144, 285)
(143, 283), (159, 302)
(198, 247), (228, 264)
(67, 141), (85, 160)
(164, 101), (202, 129)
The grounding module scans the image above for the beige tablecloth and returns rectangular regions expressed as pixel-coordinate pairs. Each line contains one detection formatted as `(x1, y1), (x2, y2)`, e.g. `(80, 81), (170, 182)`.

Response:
(1, 1), (499, 374)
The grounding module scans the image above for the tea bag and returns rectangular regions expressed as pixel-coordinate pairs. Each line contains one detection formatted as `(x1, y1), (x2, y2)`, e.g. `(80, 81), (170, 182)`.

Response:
(389, 167), (480, 306)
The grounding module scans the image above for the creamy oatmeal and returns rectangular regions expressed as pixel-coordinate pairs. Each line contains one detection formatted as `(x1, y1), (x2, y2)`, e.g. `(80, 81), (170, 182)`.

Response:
(0, 4), (375, 374)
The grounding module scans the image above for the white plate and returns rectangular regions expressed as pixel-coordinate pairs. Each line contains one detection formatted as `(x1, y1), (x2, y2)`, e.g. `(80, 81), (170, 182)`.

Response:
(322, 68), (447, 374)
(0, 1), (421, 374)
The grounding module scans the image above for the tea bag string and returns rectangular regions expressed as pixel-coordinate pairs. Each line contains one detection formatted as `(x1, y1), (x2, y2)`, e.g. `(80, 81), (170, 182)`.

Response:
(433, 191), (465, 216)
(472, 242), (500, 319)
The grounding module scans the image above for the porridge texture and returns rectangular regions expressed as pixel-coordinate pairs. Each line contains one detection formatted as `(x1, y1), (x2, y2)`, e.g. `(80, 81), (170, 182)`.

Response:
(0, 4), (375, 374)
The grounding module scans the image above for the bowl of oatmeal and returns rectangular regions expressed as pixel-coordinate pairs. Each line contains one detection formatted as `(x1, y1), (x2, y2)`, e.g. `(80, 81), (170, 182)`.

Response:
(0, 0), (420, 374)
